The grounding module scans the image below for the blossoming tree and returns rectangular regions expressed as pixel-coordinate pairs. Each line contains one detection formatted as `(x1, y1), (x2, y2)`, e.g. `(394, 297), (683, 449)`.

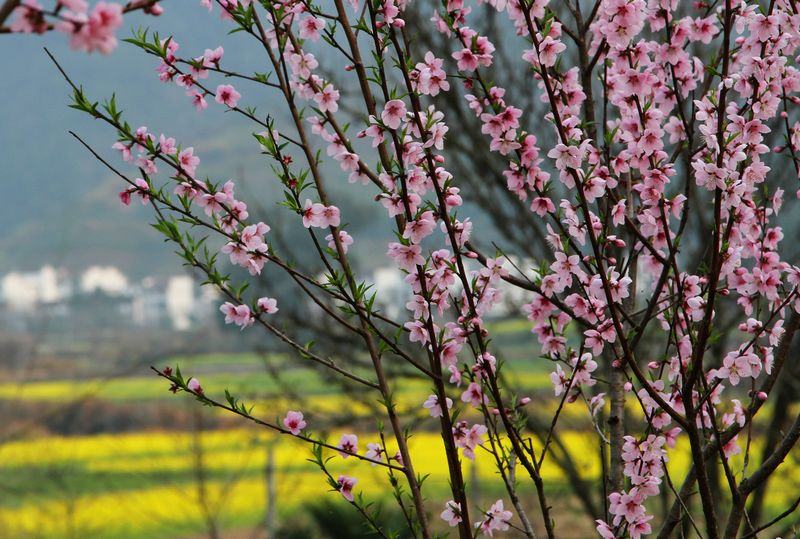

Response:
(9, 0), (800, 536)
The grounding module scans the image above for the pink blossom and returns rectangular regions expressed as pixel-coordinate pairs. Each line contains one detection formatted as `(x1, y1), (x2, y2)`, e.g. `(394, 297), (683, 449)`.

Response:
(65, 2), (124, 54)
(530, 196), (555, 216)
(535, 36), (566, 68)
(547, 141), (587, 173)
(387, 243), (425, 271)
(453, 48), (479, 71)
(298, 16), (325, 41)
(314, 84), (340, 113)
(178, 147), (200, 176)
(453, 421), (487, 460)
(326, 230), (354, 253)
(302, 199), (326, 228)
(595, 520), (615, 539)
(10, 0), (47, 34)
(337, 475), (357, 502)
(219, 302), (254, 329)
(118, 190), (132, 206)
(629, 515), (654, 539)
(460, 382), (485, 408)
(381, 99), (407, 130)
(215, 84), (241, 108)
(320, 205), (341, 227)
(414, 52), (450, 96)
(257, 297), (278, 314)
(337, 433), (358, 458)
(119, 178), (150, 206)
(749, 14), (779, 42)
(405, 320), (430, 344)
(611, 199), (626, 226)
(203, 46), (224, 65)
(302, 201), (339, 228)
(441, 501), (462, 527)
(187, 89), (208, 111)
(689, 16), (716, 44)
(158, 134), (177, 155)
(609, 489), (646, 525)
(282, 410), (306, 435)
(423, 394), (453, 417)
(112, 141), (132, 162)
(364, 442), (385, 465)
(403, 211), (436, 243)
(476, 499), (512, 536)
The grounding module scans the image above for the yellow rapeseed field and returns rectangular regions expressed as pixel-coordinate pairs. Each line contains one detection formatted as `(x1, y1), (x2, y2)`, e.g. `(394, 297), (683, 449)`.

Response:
(1, 426), (797, 538)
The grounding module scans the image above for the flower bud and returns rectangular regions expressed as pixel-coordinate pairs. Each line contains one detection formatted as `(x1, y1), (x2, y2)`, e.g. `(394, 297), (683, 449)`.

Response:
(187, 378), (202, 394)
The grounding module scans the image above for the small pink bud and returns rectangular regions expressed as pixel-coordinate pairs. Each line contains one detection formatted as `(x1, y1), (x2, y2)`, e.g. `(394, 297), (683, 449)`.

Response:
(756, 391), (768, 401)
(187, 378), (202, 393)
(519, 397), (531, 405)
(647, 361), (659, 370)
(623, 382), (633, 391)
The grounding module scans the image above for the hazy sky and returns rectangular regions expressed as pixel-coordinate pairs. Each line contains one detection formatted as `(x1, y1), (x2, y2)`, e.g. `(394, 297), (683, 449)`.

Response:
(0, 5), (282, 275)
